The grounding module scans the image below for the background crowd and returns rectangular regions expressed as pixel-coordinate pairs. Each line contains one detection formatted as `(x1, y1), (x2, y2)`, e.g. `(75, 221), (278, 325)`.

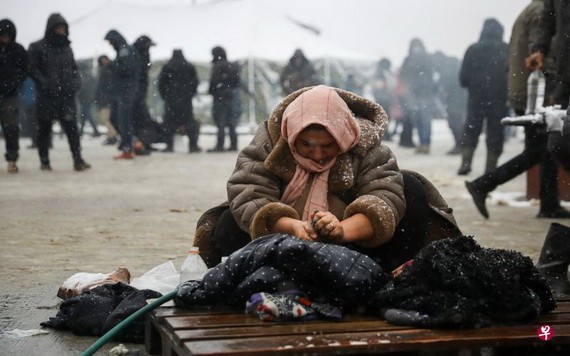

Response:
(1, 1), (569, 220)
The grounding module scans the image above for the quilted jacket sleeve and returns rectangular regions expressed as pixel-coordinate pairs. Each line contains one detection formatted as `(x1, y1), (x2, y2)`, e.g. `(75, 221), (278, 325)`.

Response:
(227, 124), (299, 238)
(345, 144), (405, 248)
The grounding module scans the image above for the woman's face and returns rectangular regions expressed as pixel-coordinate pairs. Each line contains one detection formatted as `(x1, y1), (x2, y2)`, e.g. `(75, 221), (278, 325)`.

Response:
(294, 128), (340, 165)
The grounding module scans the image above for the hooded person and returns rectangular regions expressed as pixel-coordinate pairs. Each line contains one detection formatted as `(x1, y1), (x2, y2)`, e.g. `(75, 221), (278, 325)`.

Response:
(158, 49), (200, 152)
(207, 46), (242, 152)
(457, 18), (508, 176)
(28, 13), (90, 171)
(0, 18), (28, 174)
(399, 38), (436, 154)
(193, 85), (461, 271)
(131, 34), (157, 154)
(104, 29), (140, 159)
(279, 49), (320, 96)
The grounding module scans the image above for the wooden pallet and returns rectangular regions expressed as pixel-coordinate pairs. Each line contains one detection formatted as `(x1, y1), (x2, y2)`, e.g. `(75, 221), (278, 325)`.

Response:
(146, 301), (570, 355)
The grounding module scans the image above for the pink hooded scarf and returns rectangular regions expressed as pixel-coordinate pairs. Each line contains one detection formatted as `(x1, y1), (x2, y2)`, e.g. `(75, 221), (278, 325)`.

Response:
(280, 86), (361, 220)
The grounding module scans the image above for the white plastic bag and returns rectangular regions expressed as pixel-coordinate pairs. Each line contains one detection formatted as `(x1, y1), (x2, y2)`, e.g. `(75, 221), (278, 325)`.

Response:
(179, 247), (208, 284)
(130, 261), (180, 307)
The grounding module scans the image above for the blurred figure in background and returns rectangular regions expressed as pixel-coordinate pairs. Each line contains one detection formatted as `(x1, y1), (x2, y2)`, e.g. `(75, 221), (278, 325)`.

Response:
(28, 13), (90, 171)
(132, 35), (157, 155)
(344, 73), (363, 96)
(159, 49), (201, 153)
(371, 58), (396, 141)
(431, 51), (467, 155)
(400, 38), (436, 154)
(465, 0), (570, 220)
(457, 18), (508, 176)
(77, 61), (101, 138)
(208, 46), (242, 152)
(0, 18), (28, 174)
(18, 77), (39, 148)
(94, 55), (118, 145)
(280, 49), (320, 96)
(104, 29), (140, 160)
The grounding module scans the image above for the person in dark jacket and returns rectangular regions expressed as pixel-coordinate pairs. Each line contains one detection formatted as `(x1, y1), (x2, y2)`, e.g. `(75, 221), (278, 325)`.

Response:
(158, 49), (201, 153)
(28, 13), (90, 171)
(279, 49), (320, 96)
(0, 18), (28, 174)
(465, 0), (570, 220)
(94, 55), (118, 145)
(457, 18), (509, 176)
(399, 38), (437, 154)
(525, 0), (570, 298)
(208, 46), (242, 152)
(77, 61), (101, 138)
(527, 0), (570, 171)
(131, 35), (157, 155)
(104, 29), (140, 159)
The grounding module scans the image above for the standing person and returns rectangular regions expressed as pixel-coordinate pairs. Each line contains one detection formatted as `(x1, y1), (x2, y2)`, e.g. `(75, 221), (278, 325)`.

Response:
(94, 55), (118, 145)
(525, 0), (570, 298)
(132, 35), (156, 155)
(28, 13), (90, 171)
(431, 51), (467, 155)
(527, 0), (570, 170)
(457, 18), (509, 175)
(371, 58), (397, 141)
(0, 18), (27, 174)
(208, 46), (241, 152)
(399, 38), (436, 154)
(158, 49), (200, 153)
(104, 29), (140, 160)
(466, 0), (570, 220)
(279, 49), (320, 96)
(77, 61), (101, 138)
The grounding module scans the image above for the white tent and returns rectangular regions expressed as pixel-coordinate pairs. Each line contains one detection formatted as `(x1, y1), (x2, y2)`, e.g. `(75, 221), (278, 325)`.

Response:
(11, 0), (375, 62)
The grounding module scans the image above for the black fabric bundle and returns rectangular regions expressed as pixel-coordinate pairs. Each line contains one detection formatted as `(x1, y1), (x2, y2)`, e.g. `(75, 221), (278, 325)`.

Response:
(372, 236), (556, 328)
(41, 283), (161, 343)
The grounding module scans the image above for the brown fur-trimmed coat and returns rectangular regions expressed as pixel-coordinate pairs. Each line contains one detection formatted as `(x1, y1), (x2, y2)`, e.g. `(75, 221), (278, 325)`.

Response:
(194, 87), (461, 267)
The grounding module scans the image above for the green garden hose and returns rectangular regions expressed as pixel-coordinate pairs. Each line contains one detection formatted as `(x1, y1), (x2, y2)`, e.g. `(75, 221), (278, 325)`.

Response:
(81, 290), (177, 356)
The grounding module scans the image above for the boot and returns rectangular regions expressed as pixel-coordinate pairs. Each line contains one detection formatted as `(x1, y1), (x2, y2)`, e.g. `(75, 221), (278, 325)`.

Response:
(73, 152), (91, 171)
(537, 155), (570, 219)
(536, 223), (570, 298)
(7, 161), (18, 174)
(485, 151), (500, 173)
(457, 147), (474, 175)
(465, 180), (489, 219)
(40, 156), (52, 171)
(74, 158), (91, 171)
(189, 145), (202, 153)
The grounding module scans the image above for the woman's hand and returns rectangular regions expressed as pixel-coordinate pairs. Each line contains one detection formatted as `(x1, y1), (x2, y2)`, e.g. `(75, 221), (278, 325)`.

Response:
(310, 211), (345, 243)
(272, 216), (317, 241)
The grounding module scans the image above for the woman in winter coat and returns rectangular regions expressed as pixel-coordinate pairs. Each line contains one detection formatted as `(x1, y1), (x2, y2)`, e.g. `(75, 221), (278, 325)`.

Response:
(194, 85), (460, 271)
